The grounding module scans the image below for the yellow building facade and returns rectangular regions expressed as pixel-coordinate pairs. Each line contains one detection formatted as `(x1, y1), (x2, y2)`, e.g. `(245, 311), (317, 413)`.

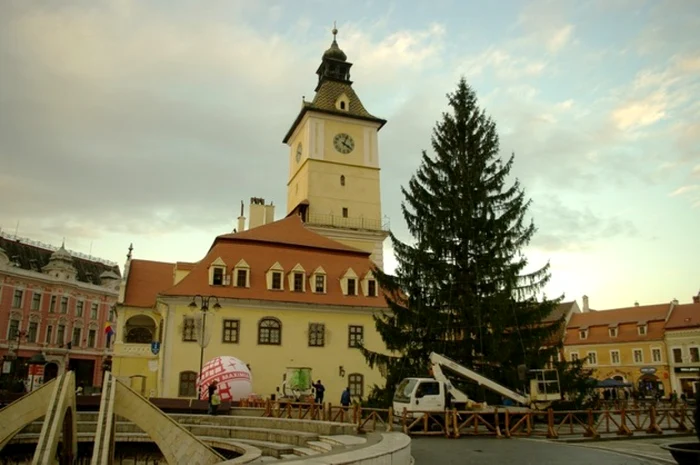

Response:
(564, 302), (673, 397)
(112, 30), (393, 401)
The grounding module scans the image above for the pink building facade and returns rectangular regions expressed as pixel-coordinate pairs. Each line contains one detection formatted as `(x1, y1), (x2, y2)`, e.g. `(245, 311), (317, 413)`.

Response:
(0, 233), (120, 392)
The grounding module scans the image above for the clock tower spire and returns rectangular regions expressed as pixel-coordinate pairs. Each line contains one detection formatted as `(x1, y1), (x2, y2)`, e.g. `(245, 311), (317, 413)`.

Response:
(283, 26), (389, 269)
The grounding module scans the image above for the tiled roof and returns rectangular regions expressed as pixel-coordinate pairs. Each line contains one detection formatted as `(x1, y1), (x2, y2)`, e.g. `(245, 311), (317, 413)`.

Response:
(0, 236), (121, 285)
(543, 300), (579, 323)
(122, 259), (174, 308)
(665, 303), (700, 330)
(283, 80), (386, 143)
(567, 303), (670, 328)
(175, 261), (197, 271)
(215, 215), (367, 255)
(162, 217), (385, 308)
(564, 303), (671, 345)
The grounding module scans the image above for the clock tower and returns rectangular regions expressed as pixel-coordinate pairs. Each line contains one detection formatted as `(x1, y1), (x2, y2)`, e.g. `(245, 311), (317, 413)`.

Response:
(283, 26), (389, 269)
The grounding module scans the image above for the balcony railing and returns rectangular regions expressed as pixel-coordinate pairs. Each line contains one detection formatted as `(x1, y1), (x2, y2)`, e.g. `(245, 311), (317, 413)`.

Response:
(305, 213), (390, 232)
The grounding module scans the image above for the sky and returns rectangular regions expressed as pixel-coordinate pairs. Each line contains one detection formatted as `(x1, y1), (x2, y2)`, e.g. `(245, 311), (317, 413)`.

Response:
(0, 0), (698, 311)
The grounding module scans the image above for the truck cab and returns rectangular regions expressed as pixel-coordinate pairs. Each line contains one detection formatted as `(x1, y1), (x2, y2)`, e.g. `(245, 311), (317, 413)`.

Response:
(393, 377), (451, 418)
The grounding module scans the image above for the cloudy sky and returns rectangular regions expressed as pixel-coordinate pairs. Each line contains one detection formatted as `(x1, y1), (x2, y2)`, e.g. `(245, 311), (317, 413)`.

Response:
(1, 0), (698, 310)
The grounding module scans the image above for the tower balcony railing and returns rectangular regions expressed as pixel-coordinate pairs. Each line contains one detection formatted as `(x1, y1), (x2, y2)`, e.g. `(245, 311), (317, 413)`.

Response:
(305, 213), (390, 232)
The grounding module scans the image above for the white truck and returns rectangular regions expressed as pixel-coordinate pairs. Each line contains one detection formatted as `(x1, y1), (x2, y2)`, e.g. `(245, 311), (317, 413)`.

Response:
(393, 352), (561, 417)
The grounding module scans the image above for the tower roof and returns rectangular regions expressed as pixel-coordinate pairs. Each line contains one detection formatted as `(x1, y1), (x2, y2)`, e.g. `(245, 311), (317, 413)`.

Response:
(283, 26), (386, 144)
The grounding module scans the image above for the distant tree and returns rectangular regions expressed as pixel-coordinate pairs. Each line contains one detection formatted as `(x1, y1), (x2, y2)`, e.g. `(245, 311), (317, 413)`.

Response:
(362, 77), (565, 406)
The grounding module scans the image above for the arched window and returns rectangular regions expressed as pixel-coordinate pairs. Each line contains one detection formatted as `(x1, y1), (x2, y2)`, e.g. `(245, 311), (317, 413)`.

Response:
(340, 175), (345, 186)
(340, 101), (346, 110)
(124, 315), (156, 344)
(258, 317), (282, 345)
(178, 371), (197, 397)
(348, 373), (364, 397)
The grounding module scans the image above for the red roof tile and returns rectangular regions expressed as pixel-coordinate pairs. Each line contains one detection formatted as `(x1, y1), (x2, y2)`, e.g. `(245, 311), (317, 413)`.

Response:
(568, 304), (670, 328)
(122, 260), (174, 308)
(564, 303), (671, 345)
(665, 303), (700, 330)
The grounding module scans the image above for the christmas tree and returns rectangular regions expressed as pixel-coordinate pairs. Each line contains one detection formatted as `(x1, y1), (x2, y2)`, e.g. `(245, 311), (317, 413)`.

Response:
(363, 77), (565, 405)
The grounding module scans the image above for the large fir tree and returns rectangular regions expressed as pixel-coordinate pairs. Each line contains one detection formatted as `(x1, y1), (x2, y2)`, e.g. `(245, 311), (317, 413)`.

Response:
(363, 78), (565, 405)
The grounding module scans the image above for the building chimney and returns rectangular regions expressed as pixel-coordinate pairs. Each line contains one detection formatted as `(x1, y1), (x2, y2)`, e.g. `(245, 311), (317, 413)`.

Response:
(634, 301), (639, 307)
(237, 201), (246, 233)
(249, 197), (275, 229)
(693, 290), (700, 304)
(582, 295), (589, 312)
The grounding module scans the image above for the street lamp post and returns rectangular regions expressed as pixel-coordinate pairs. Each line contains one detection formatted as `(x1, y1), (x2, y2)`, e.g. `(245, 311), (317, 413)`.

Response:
(7, 329), (27, 392)
(188, 295), (221, 400)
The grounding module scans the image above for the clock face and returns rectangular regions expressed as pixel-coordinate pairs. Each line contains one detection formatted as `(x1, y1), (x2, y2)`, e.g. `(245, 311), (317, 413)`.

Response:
(333, 133), (355, 154)
(296, 143), (302, 162)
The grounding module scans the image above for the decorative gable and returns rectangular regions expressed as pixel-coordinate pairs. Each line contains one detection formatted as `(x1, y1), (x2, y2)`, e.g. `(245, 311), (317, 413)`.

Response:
(288, 264), (306, 292)
(361, 270), (378, 297)
(208, 257), (228, 286)
(266, 262), (284, 291)
(311, 266), (327, 294)
(341, 268), (358, 296)
(233, 259), (250, 288)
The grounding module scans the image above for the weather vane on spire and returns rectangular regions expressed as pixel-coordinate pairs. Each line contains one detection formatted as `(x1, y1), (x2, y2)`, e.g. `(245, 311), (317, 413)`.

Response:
(332, 20), (338, 38)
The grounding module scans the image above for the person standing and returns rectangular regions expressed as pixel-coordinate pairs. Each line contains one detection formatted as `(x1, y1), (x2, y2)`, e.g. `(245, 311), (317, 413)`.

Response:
(312, 380), (325, 404)
(207, 380), (219, 415)
(340, 387), (351, 409)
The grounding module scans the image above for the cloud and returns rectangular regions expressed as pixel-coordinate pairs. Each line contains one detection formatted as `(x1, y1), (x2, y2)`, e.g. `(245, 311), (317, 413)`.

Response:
(669, 185), (700, 197)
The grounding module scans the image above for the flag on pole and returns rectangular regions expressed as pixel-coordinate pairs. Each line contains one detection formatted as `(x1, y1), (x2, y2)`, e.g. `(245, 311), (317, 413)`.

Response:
(105, 322), (115, 347)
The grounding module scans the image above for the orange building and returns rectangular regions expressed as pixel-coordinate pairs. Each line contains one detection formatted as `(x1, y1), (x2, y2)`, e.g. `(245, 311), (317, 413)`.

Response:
(564, 301), (674, 398)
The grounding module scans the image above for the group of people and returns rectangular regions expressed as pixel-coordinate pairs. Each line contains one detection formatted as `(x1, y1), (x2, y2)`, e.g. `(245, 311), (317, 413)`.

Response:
(205, 379), (353, 416)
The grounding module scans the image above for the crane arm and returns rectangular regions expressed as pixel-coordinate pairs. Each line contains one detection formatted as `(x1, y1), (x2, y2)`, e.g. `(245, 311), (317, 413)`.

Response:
(430, 352), (529, 406)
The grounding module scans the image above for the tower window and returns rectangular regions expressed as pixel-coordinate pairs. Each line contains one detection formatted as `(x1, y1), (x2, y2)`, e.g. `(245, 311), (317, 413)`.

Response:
(340, 101), (346, 110)
(340, 175), (345, 186)
(342, 207), (348, 218)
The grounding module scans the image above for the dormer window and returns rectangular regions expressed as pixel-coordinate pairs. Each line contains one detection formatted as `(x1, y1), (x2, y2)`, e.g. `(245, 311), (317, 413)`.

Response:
(335, 93), (349, 111)
(638, 324), (647, 336)
(266, 262), (284, 291)
(579, 329), (588, 340)
(609, 327), (618, 337)
(311, 267), (326, 293)
(342, 268), (359, 296)
(362, 271), (378, 297)
(213, 268), (224, 285)
(288, 264), (306, 292)
(233, 259), (250, 288)
(208, 257), (228, 286)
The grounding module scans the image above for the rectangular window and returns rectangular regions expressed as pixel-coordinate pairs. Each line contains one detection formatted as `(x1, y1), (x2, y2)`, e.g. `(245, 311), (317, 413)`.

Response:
(342, 207), (348, 218)
(46, 325), (53, 344)
(212, 267), (224, 285)
(49, 295), (57, 313)
(570, 352), (579, 362)
(367, 280), (377, 297)
(8, 319), (20, 339)
(12, 289), (23, 308)
(28, 322), (38, 343)
(348, 325), (364, 348)
(587, 351), (597, 365)
(609, 327), (617, 337)
(633, 349), (643, 363)
(56, 325), (66, 346)
(638, 325), (647, 336)
(31, 292), (41, 311)
(578, 329), (588, 340)
(222, 319), (240, 343)
(108, 307), (115, 322)
(690, 347), (700, 363)
(652, 348), (662, 363)
(271, 272), (282, 290)
(76, 301), (84, 317)
(315, 275), (325, 293)
(91, 303), (99, 320)
(611, 350), (620, 365)
(236, 269), (247, 287)
(348, 373), (364, 397)
(673, 348), (683, 363)
(183, 318), (196, 342)
(308, 323), (325, 347)
(293, 272), (304, 292)
(72, 327), (81, 346)
(88, 329), (96, 348)
(60, 296), (68, 313)
(347, 278), (357, 296)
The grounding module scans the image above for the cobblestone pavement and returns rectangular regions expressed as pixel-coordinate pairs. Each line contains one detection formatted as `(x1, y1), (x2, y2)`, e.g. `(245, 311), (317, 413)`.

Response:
(411, 437), (664, 465)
